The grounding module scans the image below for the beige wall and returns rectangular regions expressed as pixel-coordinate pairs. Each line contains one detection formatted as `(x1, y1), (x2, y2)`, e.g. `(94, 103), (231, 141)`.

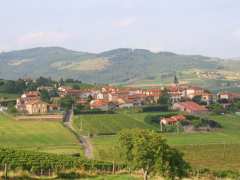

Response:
(26, 103), (48, 114)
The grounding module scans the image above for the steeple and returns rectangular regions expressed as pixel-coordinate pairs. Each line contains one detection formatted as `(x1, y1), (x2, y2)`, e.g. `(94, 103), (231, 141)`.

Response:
(174, 75), (179, 85)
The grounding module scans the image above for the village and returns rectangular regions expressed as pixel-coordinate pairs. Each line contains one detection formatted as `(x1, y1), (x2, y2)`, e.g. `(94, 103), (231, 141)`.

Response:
(9, 76), (240, 127)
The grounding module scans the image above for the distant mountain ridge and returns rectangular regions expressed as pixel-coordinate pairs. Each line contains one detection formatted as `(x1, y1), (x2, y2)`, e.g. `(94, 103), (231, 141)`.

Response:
(0, 46), (233, 84)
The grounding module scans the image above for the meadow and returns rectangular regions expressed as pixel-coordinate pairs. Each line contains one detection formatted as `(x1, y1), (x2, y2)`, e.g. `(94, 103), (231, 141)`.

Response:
(0, 92), (19, 100)
(0, 113), (82, 154)
(73, 112), (175, 135)
(74, 113), (240, 171)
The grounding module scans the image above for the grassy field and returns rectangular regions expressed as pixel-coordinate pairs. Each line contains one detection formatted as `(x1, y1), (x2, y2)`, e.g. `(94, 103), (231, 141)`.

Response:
(73, 112), (174, 135)
(0, 113), (82, 154)
(0, 92), (19, 100)
(83, 113), (240, 171)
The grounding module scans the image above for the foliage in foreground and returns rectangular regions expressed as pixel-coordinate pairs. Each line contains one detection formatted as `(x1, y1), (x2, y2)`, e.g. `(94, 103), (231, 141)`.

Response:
(118, 129), (190, 180)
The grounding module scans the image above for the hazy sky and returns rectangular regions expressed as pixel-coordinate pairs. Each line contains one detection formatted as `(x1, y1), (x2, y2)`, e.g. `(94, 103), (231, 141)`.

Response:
(1, 0), (240, 57)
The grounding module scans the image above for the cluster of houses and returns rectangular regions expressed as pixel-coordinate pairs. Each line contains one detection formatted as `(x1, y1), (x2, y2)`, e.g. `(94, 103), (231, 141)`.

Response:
(16, 91), (59, 114)
(58, 86), (162, 111)
(14, 82), (240, 115)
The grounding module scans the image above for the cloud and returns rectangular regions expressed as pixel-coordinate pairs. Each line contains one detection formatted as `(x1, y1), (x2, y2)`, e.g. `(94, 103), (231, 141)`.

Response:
(17, 32), (71, 46)
(232, 28), (240, 40)
(113, 17), (137, 28)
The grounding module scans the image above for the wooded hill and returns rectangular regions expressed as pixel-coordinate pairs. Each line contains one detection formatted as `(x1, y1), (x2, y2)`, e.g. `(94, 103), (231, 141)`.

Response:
(0, 47), (232, 84)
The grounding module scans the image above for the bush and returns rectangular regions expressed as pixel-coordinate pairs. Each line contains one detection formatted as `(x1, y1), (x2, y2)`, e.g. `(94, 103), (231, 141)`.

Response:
(142, 105), (169, 112)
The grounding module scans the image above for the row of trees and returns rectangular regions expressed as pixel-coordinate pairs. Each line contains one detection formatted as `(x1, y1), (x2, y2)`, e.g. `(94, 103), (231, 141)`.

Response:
(0, 77), (85, 94)
(0, 77), (55, 94)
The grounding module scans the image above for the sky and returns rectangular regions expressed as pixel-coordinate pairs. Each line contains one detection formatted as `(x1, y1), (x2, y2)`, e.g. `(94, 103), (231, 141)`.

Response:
(0, 0), (240, 58)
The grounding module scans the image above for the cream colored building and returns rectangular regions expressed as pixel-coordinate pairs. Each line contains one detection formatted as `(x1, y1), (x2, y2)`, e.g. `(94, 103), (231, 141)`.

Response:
(25, 100), (48, 114)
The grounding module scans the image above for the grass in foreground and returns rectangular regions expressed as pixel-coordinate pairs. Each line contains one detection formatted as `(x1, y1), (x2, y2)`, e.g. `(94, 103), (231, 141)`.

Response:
(0, 113), (82, 154)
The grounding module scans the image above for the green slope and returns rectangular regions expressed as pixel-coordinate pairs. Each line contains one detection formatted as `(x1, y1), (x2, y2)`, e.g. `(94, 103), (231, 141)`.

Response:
(0, 113), (82, 154)
(0, 47), (226, 84)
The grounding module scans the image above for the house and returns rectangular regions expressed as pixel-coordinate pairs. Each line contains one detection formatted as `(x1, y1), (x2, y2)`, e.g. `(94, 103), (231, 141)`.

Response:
(160, 115), (186, 125)
(90, 100), (117, 111)
(118, 103), (134, 109)
(184, 86), (205, 99)
(48, 104), (60, 112)
(217, 92), (240, 103)
(16, 91), (41, 112)
(20, 91), (40, 101)
(167, 85), (184, 103)
(58, 86), (82, 97)
(96, 92), (110, 100)
(172, 101), (208, 114)
(25, 100), (48, 114)
(141, 88), (161, 103)
(110, 98), (133, 108)
(0, 105), (7, 112)
(201, 93), (213, 105)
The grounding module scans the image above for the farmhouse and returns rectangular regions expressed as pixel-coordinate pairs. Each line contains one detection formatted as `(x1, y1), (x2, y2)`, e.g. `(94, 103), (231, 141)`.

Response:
(172, 101), (208, 114)
(160, 115), (186, 125)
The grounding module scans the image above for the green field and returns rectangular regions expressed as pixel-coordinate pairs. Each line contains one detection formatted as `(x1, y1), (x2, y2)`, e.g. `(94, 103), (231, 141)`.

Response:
(0, 92), (19, 100)
(73, 112), (174, 135)
(78, 113), (240, 171)
(0, 113), (82, 154)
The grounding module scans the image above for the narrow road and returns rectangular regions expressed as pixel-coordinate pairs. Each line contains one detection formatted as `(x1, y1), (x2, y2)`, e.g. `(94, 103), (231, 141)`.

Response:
(63, 109), (94, 159)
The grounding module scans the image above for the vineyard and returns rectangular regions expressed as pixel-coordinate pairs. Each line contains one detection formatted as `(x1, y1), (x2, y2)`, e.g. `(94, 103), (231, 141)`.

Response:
(0, 147), (126, 178)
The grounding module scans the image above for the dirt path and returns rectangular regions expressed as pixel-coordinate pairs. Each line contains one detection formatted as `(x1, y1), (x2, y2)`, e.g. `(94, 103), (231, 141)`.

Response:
(63, 109), (94, 159)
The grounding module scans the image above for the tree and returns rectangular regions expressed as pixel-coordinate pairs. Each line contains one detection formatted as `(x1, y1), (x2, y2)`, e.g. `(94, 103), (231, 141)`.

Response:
(72, 84), (80, 90)
(192, 95), (203, 104)
(15, 79), (26, 93)
(7, 103), (18, 114)
(159, 89), (171, 109)
(0, 81), (16, 93)
(87, 95), (93, 102)
(227, 100), (240, 113)
(118, 129), (189, 180)
(59, 95), (74, 110)
(36, 77), (53, 87)
(40, 89), (50, 103)
(208, 103), (225, 114)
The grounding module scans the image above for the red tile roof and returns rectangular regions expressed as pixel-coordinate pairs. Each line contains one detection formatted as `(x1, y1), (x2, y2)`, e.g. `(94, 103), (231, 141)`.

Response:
(161, 115), (186, 124)
(90, 100), (109, 108)
(175, 101), (208, 112)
